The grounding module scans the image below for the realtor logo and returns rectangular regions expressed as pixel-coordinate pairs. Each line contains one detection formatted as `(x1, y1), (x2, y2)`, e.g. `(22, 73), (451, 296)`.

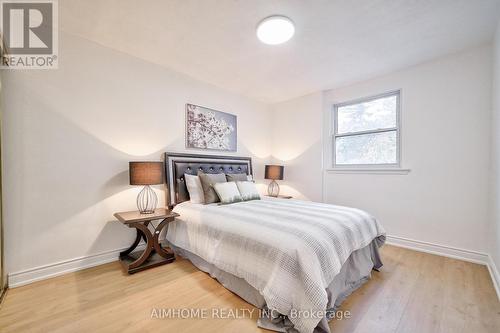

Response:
(0, 0), (58, 69)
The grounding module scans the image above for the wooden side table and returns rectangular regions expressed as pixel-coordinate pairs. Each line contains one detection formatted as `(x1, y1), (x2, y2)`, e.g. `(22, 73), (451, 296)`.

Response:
(114, 208), (179, 274)
(265, 195), (293, 199)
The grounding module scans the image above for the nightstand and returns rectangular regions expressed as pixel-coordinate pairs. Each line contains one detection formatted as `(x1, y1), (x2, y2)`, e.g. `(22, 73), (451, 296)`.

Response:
(114, 208), (179, 274)
(265, 195), (293, 199)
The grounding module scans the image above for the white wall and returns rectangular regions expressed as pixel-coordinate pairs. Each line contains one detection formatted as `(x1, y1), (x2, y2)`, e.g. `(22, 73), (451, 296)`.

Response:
(1, 32), (272, 275)
(271, 92), (324, 201)
(272, 45), (493, 254)
(491, 21), (500, 271)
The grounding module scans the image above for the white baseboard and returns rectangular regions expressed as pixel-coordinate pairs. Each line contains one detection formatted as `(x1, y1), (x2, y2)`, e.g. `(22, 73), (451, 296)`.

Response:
(385, 235), (489, 264)
(8, 244), (145, 288)
(487, 255), (500, 301)
(386, 235), (499, 300)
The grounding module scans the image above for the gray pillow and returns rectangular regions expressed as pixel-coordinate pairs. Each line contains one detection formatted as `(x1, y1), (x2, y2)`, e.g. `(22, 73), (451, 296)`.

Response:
(226, 173), (248, 182)
(198, 172), (227, 204)
(213, 182), (243, 205)
(236, 181), (261, 201)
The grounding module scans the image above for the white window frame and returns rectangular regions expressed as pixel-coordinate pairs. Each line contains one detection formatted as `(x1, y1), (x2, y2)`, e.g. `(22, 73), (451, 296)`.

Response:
(332, 90), (402, 169)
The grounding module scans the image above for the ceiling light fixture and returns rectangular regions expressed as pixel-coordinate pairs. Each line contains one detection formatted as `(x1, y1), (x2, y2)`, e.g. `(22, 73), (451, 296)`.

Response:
(256, 15), (295, 45)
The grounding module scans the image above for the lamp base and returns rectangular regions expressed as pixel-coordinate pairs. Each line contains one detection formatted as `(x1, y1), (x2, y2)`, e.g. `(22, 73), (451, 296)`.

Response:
(267, 180), (280, 197)
(137, 185), (158, 214)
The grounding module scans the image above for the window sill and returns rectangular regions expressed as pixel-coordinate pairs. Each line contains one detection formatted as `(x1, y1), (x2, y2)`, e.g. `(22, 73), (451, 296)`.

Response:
(325, 168), (411, 175)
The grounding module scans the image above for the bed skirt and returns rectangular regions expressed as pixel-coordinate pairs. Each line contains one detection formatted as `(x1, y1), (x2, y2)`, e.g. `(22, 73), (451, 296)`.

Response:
(168, 239), (383, 333)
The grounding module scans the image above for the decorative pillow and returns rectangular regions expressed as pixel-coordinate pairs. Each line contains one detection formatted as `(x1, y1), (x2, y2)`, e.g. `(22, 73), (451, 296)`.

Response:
(213, 182), (243, 205)
(198, 172), (227, 204)
(236, 181), (261, 201)
(226, 173), (248, 182)
(184, 174), (204, 204)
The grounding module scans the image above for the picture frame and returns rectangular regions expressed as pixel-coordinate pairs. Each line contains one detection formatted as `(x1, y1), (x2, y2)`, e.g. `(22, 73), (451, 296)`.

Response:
(185, 103), (237, 151)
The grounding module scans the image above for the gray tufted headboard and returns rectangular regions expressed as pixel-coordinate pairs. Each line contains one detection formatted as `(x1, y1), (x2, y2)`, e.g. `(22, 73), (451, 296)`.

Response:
(164, 152), (253, 207)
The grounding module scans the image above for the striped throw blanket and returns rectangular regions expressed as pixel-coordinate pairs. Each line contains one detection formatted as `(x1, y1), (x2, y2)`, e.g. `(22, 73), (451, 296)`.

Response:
(167, 198), (386, 333)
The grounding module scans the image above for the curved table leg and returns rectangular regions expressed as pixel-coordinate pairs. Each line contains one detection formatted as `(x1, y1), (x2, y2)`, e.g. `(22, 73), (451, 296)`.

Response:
(126, 223), (154, 270)
(153, 218), (175, 260)
(118, 217), (176, 274)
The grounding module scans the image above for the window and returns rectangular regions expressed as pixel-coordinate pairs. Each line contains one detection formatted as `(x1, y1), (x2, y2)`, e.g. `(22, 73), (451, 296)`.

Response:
(332, 91), (400, 168)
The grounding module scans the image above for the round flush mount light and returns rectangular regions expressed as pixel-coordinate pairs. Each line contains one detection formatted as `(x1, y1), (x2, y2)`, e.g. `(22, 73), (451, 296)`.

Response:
(256, 15), (295, 45)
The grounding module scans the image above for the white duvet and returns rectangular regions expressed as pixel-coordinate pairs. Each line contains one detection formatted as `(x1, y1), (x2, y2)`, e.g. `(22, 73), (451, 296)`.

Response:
(167, 198), (385, 333)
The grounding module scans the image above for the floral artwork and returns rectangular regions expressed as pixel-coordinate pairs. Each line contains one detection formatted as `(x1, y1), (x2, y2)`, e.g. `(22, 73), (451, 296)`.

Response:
(186, 104), (237, 151)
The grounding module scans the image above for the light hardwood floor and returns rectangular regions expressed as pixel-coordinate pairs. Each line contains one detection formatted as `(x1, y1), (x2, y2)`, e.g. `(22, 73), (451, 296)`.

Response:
(0, 245), (499, 332)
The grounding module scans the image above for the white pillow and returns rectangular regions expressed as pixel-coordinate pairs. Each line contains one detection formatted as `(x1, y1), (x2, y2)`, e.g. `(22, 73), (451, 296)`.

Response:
(213, 182), (243, 205)
(184, 174), (204, 204)
(236, 181), (261, 201)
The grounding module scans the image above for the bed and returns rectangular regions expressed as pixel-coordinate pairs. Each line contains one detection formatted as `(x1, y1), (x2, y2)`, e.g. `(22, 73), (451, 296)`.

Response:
(163, 153), (386, 333)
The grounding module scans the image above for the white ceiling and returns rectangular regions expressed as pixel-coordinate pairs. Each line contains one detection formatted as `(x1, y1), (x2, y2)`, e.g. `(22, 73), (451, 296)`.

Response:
(60, 0), (500, 103)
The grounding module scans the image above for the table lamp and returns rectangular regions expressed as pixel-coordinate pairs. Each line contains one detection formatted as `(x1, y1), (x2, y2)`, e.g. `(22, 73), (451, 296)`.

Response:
(265, 165), (284, 197)
(129, 161), (163, 214)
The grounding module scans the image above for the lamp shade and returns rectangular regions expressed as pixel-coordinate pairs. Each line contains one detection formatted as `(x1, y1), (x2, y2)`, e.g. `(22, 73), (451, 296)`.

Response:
(265, 165), (284, 180)
(129, 162), (164, 185)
